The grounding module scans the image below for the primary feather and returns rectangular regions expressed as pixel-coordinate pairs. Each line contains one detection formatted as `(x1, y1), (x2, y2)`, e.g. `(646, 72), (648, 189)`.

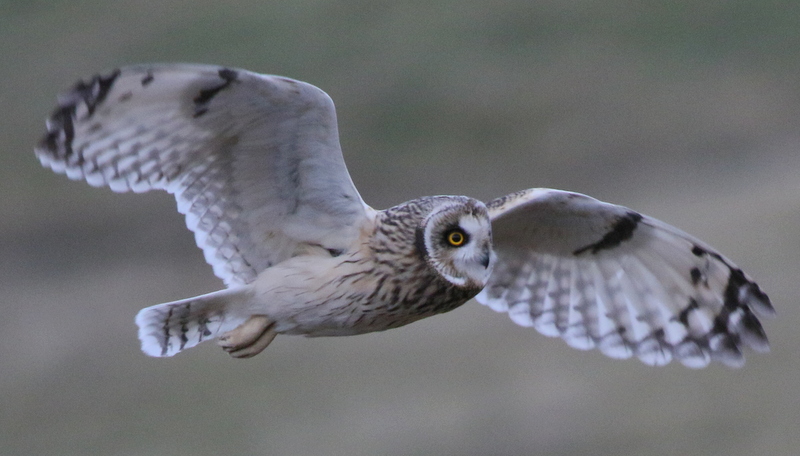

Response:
(477, 189), (773, 368)
(37, 64), (369, 286)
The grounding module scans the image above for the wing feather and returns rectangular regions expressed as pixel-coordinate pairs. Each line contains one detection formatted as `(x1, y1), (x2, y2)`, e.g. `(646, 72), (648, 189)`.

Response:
(37, 64), (369, 286)
(477, 188), (773, 368)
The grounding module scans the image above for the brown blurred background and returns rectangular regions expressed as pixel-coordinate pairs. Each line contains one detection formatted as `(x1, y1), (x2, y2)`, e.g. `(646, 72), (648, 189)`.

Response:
(2, 1), (799, 455)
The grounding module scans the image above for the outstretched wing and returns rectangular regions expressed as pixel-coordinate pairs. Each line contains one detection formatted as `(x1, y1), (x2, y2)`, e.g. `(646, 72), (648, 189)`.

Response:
(37, 64), (370, 286)
(477, 188), (774, 368)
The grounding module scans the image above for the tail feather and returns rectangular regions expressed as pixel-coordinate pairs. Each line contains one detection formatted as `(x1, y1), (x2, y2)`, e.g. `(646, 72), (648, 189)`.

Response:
(135, 288), (249, 357)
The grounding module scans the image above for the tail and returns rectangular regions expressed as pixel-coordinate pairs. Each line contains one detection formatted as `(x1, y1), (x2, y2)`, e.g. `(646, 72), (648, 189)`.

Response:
(135, 288), (250, 357)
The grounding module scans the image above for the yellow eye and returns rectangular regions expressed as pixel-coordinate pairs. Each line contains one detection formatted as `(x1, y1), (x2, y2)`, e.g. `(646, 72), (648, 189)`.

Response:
(446, 229), (466, 247)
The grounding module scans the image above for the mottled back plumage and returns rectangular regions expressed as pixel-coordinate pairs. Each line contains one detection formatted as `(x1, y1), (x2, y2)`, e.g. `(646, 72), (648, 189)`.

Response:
(37, 64), (773, 367)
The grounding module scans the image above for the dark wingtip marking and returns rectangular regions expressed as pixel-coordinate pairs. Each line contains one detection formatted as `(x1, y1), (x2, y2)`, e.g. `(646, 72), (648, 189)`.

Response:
(37, 69), (121, 160)
(724, 267), (773, 315)
(723, 268), (749, 311)
(739, 309), (770, 352)
(193, 67), (239, 117)
(573, 211), (643, 255)
(692, 243), (773, 316)
(745, 281), (774, 315)
(690, 244), (773, 356)
(38, 105), (76, 158)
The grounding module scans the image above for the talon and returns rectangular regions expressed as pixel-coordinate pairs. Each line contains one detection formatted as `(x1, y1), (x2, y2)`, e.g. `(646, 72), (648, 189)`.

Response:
(217, 315), (276, 358)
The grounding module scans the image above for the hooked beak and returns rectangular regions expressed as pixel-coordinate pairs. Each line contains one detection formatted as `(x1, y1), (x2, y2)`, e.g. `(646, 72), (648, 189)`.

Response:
(479, 243), (494, 269)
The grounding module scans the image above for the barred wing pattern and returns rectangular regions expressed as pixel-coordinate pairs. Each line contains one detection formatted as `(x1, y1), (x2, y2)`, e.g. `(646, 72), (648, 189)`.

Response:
(36, 64), (369, 286)
(477, 189), (774, 368)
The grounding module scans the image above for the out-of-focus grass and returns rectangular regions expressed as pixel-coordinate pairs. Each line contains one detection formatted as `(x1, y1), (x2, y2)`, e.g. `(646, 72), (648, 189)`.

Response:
(2, 1), (799, 455)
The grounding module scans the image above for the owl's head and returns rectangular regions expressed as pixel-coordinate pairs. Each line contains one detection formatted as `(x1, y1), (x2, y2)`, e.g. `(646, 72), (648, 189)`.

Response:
(416, 197), (495, 289)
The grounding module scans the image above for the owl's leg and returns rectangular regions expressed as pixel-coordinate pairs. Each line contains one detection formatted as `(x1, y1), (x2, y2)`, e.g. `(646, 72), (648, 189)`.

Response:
(218, 315), (277, 359)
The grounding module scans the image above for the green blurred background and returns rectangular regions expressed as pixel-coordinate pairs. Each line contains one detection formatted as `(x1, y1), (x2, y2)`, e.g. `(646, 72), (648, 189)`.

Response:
(2, 1), (799, 455)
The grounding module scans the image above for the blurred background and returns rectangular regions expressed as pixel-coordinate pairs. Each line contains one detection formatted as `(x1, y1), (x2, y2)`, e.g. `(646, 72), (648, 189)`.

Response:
(2, 1), (799, 455)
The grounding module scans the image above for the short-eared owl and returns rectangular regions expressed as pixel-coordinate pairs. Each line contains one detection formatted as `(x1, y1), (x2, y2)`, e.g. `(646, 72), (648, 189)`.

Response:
(37, 64), (774, 368)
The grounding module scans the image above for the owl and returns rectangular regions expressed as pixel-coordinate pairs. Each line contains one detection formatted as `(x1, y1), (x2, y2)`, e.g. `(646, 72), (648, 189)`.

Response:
(36, 64), (773, 368)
